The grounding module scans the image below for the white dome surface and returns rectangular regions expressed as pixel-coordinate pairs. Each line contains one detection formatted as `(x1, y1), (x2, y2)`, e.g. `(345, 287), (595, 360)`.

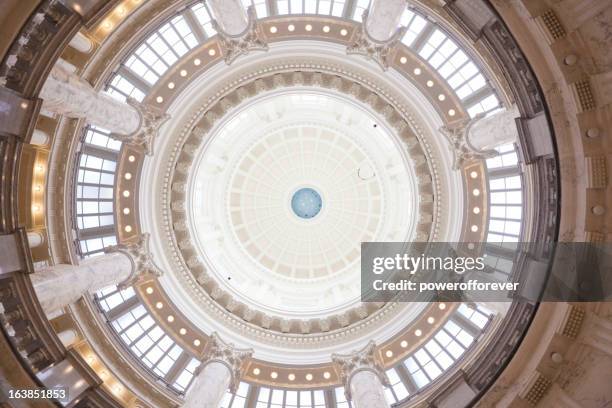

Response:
(188, 90), (418, 318)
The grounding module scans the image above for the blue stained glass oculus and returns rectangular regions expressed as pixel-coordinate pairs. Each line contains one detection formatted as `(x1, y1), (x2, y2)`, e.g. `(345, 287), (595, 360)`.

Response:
(291, 188), (322, 219)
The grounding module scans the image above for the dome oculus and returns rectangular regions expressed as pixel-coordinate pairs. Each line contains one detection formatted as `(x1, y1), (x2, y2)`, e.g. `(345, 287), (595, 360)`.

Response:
(291, 187), (323, 219)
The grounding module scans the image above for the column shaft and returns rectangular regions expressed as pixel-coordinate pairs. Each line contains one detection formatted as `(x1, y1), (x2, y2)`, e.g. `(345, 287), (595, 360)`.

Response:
(30, 129), (49, 146)
(349, 370), (389, 408)
(365, 0), (406, 42)
(40, 63), (141, 135)
(27, 231), (44, 248)
(30, 252), (132, 313)
(69, 32), (94, 54)
(183, 361), (231, 408)
(207, 0), (248, 36)
(468, 105), (520, 151)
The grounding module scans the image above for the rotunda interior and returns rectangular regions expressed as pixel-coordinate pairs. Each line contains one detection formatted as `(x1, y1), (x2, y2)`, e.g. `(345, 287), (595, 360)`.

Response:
(0, 0), (611, 407)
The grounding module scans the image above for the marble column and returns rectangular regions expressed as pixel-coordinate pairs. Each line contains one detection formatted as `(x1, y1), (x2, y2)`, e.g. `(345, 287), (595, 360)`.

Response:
(30, 234), (160, 313)
(346, 0), (406, 70)
(39, 63), (169, 154)
(209, 4), (267, 64)
(183, 333), (253, 408)
(467, 105), (520, 152)
(69, 32), (94, 54)
(27, 231), (44, 248)
(207, 0), (248, 36)
(30, 129), (49, 146)
(365, 0), (407, 42)
(332, 341), (390, 408)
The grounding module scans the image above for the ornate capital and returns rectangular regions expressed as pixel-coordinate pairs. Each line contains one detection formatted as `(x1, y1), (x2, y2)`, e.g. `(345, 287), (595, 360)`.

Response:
(111, 98), (170, 155)
(105, 233), (162, 287)
(346, 9), (406, 70)
(203, 332), (253, 392)
(213, 7), (268, 65)
(332, 341), (388, 399)
(439, 115), (497, 170)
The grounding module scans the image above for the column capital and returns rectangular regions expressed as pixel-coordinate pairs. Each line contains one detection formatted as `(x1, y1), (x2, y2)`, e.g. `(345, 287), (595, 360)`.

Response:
(346, 9), (406, 70)
(331, 341), (388, 399)
(111, 98), (170, 156)
(439, 116), (497, 170)
(105, 233), (163, 287)
(213, 7), (268, 65)
(202, 332), (253, 392)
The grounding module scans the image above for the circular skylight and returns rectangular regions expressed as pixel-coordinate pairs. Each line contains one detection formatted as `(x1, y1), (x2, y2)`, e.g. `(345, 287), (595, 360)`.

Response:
(291, 187), (323, 219)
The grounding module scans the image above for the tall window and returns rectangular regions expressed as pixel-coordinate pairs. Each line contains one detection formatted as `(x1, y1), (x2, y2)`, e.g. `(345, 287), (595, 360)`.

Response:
(399, 8), (500, 118)
(486, 145), (523, 243)
(75, 128), (121, 257)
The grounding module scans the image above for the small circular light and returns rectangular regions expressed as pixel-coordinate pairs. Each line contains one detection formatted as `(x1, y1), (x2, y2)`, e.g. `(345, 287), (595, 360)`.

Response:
(385, 350), (393, 358)
(193, 339), (201, 346)
(167, 315), (175, 322)
(122, 190), (130, 197)
(472, 188), (480, 196)
(116, 6), (126, 16)
(400, 340), (408, 348)
(471, 225), (479, 232)
(305, 24), (313, 32)
(400, 56), (407, 64)
(179, 328), (187, 335)
(270, 371), (278, 379)
(20, 102), (28, 109)
(288, 373), (295, 381)
(193, 58), (201, 66)
(253, 368), (261, 376)
(145, 287), (153, 294)
(128, 155), (136, 162)
(427, 316), (435, 324)
(103, 21), (113, 30)
(288, 24), (295, 32)
(33, 205), (41, 213)
(414, 329), (422, 337)
(448, 109), (456, 116)
(167, 82), (175, 89)
(208, 48), (216, 56)
(179, 70), (187, 77)
(36, 164), (44, 172)
(413, 68), (422, 75)
(124, 225), (132, 233)
(438, 94), (446, 101)
(439, 303), (446, 310)
(470, 171), (478, 179)
(305, 373), (313, 381)
(473, 207), (481, 214)
(323, 371), (331, 379)
(123, 208), (130, 215)
(124, 172), (132, 180)
(35, 185), (41, 192)
(156, 96), (164, 103)
(426, 80), (434, 87)
(323, 25), (330, 33)
(155, 302), (163, 309)
(340, 28), (348, 36)
(269, 26), (277, 33)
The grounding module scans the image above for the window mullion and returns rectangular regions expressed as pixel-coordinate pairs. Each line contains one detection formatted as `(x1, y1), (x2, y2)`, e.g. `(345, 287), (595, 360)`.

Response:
(184, 7), (208, 43)
(104, 295), (140, 322)
(165, 351), (191, 384)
